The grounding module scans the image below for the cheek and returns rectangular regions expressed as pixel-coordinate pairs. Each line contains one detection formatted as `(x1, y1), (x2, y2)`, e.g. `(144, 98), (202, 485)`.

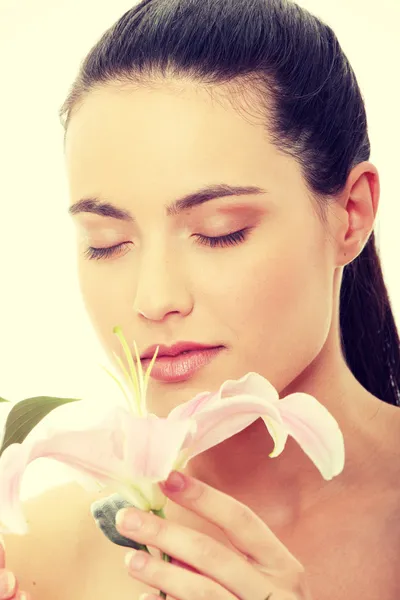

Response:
(201, 240), (318, 320)
(208, 240), (333, 388)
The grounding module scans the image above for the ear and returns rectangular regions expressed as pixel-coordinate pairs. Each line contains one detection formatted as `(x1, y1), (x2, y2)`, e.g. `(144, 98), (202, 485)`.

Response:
(331, 161), (380, 267)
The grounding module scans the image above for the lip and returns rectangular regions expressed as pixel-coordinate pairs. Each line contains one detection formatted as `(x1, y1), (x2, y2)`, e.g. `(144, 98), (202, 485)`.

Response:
(140, 346), (224, 383)
(140, 341), (221, 360)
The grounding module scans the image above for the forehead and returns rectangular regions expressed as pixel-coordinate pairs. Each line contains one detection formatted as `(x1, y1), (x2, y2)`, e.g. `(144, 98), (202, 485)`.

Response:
(65, 84), (274, 175)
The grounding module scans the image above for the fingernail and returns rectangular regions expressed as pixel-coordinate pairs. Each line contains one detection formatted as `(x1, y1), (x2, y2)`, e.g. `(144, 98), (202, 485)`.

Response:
(124, 550), (136, 567)
(162, 470), (186, 492)
(116, 508), (142, 530)
(125, 549), (147, 570)
(0, 571), (16, 596)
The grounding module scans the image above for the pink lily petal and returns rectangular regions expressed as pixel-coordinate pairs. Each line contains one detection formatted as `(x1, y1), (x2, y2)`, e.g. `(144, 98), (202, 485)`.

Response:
(0, 405), (197, 534)
(276, 392), (345, 479)
(0, 411), (128, 535)
(113, 411), (197, 510)
(175, 393), (287, 466)
(169, 373), (287, 465)
(122, 412), (197, 482)
(169, 372), (279, 420)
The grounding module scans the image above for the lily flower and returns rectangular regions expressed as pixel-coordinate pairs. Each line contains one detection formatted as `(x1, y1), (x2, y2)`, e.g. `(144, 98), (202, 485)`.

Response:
(0, 326), (345, 536)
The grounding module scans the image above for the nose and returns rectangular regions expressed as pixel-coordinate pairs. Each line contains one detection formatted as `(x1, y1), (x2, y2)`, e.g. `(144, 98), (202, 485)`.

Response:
(132, 245), (193, 322)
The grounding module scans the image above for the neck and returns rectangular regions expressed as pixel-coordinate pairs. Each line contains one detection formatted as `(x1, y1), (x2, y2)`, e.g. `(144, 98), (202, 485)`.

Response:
(181, 353), (384, 533)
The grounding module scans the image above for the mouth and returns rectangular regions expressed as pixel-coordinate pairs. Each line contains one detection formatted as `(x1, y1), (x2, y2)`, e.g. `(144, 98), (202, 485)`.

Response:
(140, 346), (224, 383)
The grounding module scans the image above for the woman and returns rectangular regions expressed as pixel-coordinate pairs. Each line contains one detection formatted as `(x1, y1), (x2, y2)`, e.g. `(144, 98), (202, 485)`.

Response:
(2, 0), (400, 598)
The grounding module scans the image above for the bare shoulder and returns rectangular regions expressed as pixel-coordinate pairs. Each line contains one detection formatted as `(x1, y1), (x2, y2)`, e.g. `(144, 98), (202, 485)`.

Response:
(3, 481), (96, 599)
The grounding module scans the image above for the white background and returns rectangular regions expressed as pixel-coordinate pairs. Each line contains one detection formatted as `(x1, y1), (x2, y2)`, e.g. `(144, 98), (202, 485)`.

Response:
(0, 0), (399, 501)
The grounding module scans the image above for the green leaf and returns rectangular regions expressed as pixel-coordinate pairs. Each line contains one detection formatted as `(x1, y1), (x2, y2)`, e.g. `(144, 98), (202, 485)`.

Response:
(0, 396), (81, 457)
(0, 398), (10, 403)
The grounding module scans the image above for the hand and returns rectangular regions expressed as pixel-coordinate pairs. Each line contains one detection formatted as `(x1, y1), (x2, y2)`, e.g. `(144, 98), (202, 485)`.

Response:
(115, 471), (313, 599)
(0, 536), (30, 600)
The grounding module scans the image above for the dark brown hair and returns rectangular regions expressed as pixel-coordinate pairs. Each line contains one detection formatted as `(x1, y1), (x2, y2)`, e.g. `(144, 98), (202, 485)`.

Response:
(59, 0), (400, 405)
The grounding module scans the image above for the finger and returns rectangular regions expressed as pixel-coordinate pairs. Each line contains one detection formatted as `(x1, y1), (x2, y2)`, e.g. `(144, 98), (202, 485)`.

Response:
(0, 569), (17, 600)
(124, 548), (237, 600)
(116, 507), (266, 599)
(159, 472), (300, 571)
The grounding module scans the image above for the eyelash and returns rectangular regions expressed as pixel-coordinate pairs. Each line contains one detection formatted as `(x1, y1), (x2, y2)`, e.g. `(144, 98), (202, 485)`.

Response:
(83, 228), (250, 261)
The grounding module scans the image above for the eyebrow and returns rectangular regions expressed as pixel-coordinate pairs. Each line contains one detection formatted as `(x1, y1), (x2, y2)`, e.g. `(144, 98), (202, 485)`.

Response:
(67, 183), (267, 222)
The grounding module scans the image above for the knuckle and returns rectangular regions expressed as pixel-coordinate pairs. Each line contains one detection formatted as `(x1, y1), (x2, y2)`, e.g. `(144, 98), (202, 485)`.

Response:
(145, 514), (165, 538)
(192, 533), (221, 563)
(235, 504), (256, 529)
(145, 557), (164, 580)
(189, 480), (209, 504)
(189, 577), (226, 600)
(192, 533), (213, 558)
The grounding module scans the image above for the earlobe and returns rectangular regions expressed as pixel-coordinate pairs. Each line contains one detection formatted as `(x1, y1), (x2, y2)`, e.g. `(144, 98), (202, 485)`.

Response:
(330, 209), (369, 270)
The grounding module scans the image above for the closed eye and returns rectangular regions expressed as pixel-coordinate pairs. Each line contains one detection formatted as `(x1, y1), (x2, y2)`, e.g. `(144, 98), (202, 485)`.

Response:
(82, 228), (251, 260)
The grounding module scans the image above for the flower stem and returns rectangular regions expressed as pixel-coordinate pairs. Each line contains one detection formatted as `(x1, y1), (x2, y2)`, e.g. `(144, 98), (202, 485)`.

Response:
(151, 508), (172, 598)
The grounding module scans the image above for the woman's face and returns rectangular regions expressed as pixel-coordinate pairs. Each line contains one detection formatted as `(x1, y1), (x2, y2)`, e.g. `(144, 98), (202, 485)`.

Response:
(65, 82), (337, 416)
